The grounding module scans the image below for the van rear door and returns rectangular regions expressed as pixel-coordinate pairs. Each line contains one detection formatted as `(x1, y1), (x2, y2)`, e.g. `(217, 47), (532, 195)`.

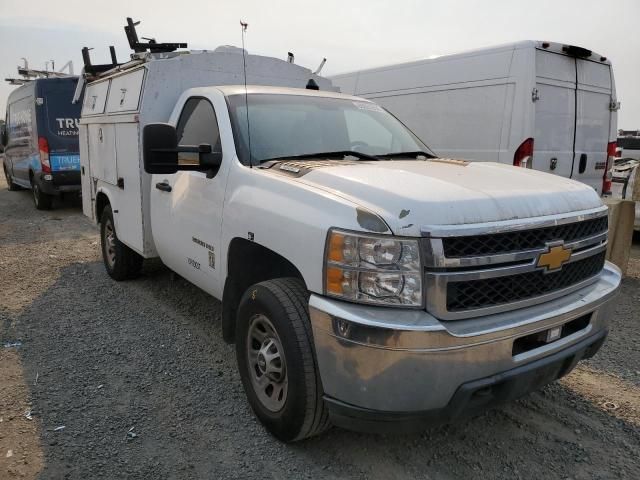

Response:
(533, 51), (576, 181)
(35, 79), (82, 185)
(573, 59), (613, 193)
(534, 46), (613, 194)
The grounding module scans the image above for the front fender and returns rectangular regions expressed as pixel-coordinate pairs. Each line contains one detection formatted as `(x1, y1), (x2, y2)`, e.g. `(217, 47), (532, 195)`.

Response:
(220, 167), (383, 294)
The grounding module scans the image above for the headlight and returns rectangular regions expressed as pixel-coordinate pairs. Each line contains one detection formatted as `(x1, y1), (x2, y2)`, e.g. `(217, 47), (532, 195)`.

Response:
(324, 229), (423, 307)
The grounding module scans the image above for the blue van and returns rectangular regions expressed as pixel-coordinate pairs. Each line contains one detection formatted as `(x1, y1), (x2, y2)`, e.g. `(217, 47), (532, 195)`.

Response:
(2, 77), (83, 209)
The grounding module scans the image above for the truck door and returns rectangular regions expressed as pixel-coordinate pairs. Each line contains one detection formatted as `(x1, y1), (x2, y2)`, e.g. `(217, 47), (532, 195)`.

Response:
(150, 97), (226, 297)
(533, 51), (576, 180)
(573, 59), (613, 193)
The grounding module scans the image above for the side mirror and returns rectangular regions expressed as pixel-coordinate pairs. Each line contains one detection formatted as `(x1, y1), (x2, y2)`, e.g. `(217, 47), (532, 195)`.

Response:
(143, 123), (223, 175)
(143, 123), (179, 175)
(0, 124), (7, 149)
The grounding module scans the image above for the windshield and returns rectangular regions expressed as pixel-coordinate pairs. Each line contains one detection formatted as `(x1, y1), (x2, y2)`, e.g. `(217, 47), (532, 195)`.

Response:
(226, 93), (433, 165)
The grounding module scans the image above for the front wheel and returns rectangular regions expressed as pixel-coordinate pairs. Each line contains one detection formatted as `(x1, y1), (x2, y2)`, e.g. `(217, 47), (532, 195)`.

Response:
(235, 278), (330, 442)
(3, 165), (20, 191)
(100, 205), (143, 280)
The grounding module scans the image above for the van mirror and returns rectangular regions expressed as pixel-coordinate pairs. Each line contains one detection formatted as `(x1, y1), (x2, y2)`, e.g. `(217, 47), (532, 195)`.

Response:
(0, 124), (7, 149)
(143, 123), (223, 175)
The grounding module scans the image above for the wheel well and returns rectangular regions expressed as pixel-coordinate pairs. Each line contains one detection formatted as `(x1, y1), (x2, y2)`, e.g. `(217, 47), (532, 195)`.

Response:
(95, 192), (109, 224)
(222, 238), (305, 344)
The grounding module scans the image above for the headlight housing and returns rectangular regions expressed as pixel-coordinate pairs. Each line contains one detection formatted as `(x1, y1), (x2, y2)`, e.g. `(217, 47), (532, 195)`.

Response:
(324, 229), (423, 307)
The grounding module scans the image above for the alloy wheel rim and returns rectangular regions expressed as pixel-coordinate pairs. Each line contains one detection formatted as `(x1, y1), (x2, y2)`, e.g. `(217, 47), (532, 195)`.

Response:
(246, 314), (288, 412)
(104, 219), (117, 268)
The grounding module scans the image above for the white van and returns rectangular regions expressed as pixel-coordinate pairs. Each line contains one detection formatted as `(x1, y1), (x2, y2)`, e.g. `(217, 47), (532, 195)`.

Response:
(331, 41), (619, 195)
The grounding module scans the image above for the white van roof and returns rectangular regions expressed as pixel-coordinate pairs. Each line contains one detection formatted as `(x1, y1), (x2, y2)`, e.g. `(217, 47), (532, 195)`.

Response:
(333, 40), (610, 77)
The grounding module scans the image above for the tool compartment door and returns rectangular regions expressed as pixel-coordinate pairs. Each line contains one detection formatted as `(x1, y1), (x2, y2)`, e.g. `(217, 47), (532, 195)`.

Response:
(106, 69), (145, 114)
(87, 124), (117, 185)
(573, 60), (612, 192)
(113, 123), (144, 253)
(79, 124), (93, 219)
(82, 81), (109, 116)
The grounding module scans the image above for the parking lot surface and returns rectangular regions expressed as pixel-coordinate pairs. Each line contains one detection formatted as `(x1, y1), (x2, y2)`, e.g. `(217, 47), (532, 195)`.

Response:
(1, 177), (639, 479)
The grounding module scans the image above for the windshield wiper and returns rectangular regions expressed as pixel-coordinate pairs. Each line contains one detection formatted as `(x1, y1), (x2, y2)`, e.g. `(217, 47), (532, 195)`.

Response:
(260, 150), (379, 164)
(377, 150), (435, 159)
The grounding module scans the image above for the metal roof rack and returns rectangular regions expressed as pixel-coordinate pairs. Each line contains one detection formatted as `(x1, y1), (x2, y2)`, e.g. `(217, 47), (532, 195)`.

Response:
(81, 17), (188, 78)
(5, 59), (75, 85)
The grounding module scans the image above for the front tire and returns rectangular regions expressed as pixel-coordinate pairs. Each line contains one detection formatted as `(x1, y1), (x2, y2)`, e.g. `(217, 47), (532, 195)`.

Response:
(100, 205), (143, 280)
(3, 165), (20, 191)
(31, 179), (52, 210)
(236, 278), (330, 442)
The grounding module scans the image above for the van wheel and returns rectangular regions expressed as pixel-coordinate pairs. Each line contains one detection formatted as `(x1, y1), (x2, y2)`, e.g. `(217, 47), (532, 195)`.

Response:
(236, 278), (330, 442)
(31, 179), (53, 210)
(100, 205), (143, 280)
(3, 165), (20, 191)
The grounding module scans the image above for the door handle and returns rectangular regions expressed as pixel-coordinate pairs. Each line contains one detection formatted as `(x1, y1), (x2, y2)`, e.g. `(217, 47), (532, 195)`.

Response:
(155, 182), (172, 192)
(578, 153), (587, 174)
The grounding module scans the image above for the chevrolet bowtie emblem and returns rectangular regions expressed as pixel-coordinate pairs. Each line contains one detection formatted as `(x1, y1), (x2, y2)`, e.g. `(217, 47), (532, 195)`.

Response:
(537, 244), (572, 272)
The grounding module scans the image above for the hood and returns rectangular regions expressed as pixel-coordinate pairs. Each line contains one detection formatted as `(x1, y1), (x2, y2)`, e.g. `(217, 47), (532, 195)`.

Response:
(287, 159), (603, 236)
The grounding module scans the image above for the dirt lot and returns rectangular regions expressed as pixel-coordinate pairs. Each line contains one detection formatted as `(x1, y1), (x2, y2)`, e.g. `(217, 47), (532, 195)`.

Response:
(0, 176), (638, 479)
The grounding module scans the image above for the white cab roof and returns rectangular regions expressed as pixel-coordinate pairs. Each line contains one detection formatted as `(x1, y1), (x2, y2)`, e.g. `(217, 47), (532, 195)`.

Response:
(211, 85), (371, 102)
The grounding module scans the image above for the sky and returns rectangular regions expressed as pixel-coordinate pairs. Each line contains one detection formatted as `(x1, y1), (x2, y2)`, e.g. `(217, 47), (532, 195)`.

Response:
(0, 0), (638, 128)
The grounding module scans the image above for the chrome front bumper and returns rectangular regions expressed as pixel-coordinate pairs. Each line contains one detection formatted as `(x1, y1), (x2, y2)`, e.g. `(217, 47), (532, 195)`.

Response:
(309, 262), (621, 420)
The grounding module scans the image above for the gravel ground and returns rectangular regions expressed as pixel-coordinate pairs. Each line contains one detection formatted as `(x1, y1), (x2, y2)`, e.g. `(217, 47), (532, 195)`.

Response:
(0, 176), (639, 479)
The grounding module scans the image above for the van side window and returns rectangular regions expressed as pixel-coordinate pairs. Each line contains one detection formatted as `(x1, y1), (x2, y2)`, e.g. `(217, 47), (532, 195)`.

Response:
(176, 98), (221, 166)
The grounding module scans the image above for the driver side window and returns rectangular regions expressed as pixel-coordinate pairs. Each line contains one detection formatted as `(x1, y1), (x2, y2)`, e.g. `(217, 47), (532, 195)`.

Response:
(176, 98), (221, 166)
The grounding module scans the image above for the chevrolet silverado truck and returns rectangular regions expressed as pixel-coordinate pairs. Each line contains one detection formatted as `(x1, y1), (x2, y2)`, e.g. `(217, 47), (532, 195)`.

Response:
(80, 54), (621, 442)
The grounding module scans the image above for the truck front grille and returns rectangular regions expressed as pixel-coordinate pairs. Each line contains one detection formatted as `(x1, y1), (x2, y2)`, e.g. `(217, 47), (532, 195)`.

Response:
(446, 252), (606, 312)
(442, 215), (608, 258)
(422, 208), (609, 320)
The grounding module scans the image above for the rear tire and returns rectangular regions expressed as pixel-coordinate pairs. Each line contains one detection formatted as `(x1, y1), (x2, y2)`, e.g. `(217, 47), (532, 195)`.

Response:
(31, 177), (53, 210)
(235, 278), (330, 442)
(100, 205), (143, 280)
(3, 165), (20, 191)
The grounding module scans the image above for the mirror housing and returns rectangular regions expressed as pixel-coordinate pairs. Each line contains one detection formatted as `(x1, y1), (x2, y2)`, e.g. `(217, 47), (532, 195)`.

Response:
(143, 123), (179, 174)
(143, 123), (223, 175)
(0, 123), (7, 150)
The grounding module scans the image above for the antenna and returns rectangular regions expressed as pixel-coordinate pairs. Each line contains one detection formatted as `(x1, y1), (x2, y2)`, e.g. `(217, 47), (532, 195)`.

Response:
(313, 58), (326, 75)
(240, 20), (253, 168)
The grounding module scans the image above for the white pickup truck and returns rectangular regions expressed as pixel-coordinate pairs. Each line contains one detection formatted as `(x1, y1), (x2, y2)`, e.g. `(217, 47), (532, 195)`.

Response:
(80, 50), (621, 442)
